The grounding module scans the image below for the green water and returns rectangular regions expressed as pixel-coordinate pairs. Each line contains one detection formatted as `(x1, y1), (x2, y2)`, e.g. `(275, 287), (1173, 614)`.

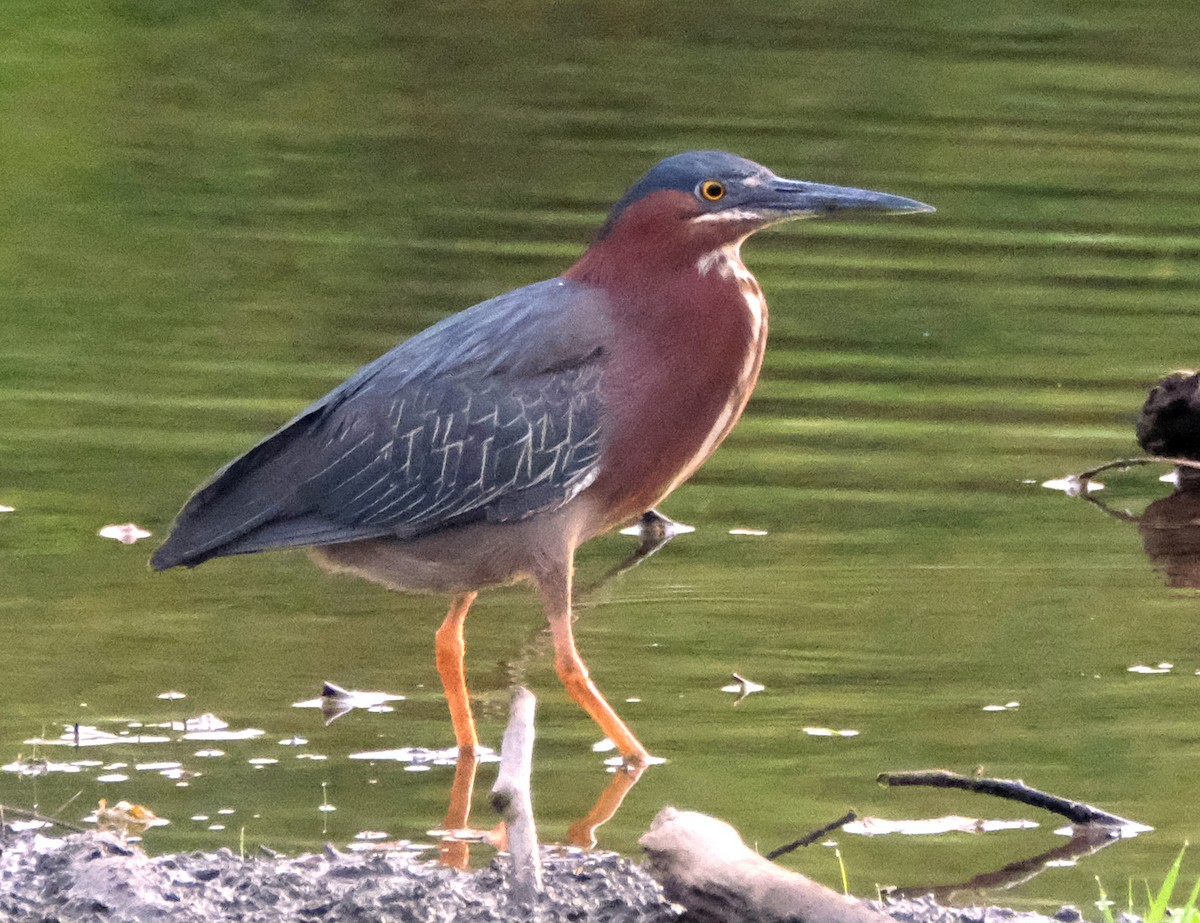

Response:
(5, 0), (1200, 910)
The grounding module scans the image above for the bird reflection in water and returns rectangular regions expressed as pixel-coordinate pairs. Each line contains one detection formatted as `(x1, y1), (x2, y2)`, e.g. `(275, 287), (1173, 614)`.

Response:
(434, 741), (647, 868)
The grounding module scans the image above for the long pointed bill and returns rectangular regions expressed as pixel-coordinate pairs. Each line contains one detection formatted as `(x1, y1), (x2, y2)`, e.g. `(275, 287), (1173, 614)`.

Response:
(757, 177), (935, 220)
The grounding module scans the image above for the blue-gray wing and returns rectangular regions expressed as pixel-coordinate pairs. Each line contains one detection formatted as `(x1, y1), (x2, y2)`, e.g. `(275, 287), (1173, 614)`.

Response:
(151, 279), (609, 569)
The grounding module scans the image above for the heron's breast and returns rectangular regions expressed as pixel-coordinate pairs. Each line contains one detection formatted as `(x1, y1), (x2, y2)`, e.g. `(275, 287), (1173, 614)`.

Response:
(588, 248), (769, 525)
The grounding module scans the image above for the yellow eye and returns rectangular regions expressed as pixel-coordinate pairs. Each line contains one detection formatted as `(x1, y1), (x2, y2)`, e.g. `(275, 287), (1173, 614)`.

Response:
(699, 180), (726, 202)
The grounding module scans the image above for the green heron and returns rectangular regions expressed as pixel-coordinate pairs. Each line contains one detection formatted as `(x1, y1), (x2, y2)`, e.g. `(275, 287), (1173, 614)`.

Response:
(152, 150), (933, 765)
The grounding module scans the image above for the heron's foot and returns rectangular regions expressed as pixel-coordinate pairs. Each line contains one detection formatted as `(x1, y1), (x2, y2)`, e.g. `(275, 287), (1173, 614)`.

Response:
(617, 748), (665, 774)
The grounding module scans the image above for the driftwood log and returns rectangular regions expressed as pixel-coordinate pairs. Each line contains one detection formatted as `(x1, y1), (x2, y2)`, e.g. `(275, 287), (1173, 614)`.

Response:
(490, 686), (542, 902)
(641, 808), (893, 923)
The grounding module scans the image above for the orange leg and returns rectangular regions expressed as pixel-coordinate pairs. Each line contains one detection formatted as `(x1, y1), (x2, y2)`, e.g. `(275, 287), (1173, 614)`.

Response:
(438, 745), (479, 869)
(437, 592), (506, 867)
(538, 565), (651, 766)
(435, 592), (479, 752)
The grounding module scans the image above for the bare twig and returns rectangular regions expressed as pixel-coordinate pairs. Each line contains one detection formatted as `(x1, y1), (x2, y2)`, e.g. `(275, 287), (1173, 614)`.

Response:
(52, 790), (85, 819)
(490, 687), (541, 902)
(877, 769), (1145, 829)
(1075, 456), (1200, 485)
(765, 811), (857, 860)
(0, 802), (89, 833)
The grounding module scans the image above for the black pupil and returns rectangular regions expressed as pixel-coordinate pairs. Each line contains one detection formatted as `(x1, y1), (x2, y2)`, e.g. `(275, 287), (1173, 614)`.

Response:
(706, 183), (722, 198)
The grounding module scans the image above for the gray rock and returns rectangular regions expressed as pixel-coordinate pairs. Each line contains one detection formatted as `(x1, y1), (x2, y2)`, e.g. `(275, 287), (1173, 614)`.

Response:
(0, 826), (1124, 923)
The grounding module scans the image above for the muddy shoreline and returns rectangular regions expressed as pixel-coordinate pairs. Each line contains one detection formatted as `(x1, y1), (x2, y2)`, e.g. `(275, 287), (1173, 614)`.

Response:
(0, 826), (1105, 923)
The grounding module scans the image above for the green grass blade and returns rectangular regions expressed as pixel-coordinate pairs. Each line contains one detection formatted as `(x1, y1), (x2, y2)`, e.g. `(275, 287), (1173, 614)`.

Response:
(1147, 845), (1187, 923)
(1179, 868), (1200, 923)
(1096, 876), (1116, 923)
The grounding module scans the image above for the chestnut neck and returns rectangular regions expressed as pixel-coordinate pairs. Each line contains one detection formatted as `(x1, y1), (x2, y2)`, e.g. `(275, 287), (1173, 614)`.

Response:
(565, 190), (762, 295)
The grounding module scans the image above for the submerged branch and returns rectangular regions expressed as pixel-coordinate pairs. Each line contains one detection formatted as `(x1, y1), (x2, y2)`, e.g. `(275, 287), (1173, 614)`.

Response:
(877, 769), (1143, 829)
(0, 803), (89, 834)
(1075, 455), (1200, 485)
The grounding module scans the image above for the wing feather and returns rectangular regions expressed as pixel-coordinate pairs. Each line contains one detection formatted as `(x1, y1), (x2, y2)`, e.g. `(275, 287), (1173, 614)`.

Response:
(151, 279), (609, 569)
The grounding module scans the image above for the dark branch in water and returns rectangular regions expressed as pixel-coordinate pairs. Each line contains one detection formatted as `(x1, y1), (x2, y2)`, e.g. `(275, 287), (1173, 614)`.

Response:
(877, 769), (1142, 828)
(765, 811), (857, 860)
(0, 803), (90, 834)
(1075, 455), (1200, 485)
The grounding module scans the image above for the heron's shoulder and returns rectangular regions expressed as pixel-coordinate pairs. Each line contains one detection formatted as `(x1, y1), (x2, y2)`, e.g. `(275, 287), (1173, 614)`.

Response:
(324, 278), (611, 407)
(409, 276), (611, 373)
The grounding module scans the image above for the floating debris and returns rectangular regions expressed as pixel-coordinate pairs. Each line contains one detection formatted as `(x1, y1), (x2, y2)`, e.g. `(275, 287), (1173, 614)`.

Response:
(728, 528), (769, 536)
(8, 820), (50, 833)
(186, 726), (265, 741)
(603, 754), (667, 768)
(1041, 476), (1103, 496)
(0, 504), (13, 513)
(155, 713), (227, 733)
(347, 838), (433, 854)
(844, 815), (1039, 836)
(721, 673), (765, 705)
(25, 725), (172, 748)
(156, 691), (187, 701)
(135, 761), (182, 772)
(426, 826), (493, 843)
(1128, 663), (1173, 674)
(91, 798), (168, 835)
(803, 727), (859, 738)
(346, 832), (434, 854)
(159, 713), (265, 741)
(982, 701), (1020, 712)
(294, 681), (406, 725)
(249, 757), (279, 766)
(98, 522), (152, 544)
(611, 510), (696, 569)
(2, 758), (83, 777)
(619, 514), (695, 540)
(592, 739), (617, 753)
(279, 737), (308, 746)
(348, 745), (499, 766)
